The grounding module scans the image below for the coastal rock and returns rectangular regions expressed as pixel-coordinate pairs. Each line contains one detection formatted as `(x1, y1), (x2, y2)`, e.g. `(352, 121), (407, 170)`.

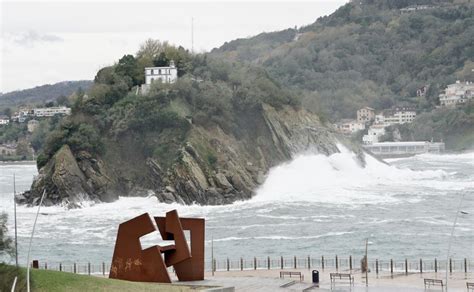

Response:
(22, 145), (123, 208)
(214, 173), (233, 190)
(22, 104), (353, 207)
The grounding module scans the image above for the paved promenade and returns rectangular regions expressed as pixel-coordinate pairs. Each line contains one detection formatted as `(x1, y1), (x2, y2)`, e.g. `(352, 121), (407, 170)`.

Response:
(188, 268), (474, 291)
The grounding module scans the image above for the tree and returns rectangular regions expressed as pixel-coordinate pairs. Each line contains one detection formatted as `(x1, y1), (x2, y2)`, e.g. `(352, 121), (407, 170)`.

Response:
(2, 108), (12, 118)
(115, 54), (142, 87)
(56, 95), (69, 106)
(153, 52), (170, 67)
(16, 140), (31, 158)
(136, 39), (169, 66)
(0, 212), (13, 260)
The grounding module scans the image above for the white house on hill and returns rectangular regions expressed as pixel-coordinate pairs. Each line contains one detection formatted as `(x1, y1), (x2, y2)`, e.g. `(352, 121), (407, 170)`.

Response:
(145, 60), (178, 85)
(439, 80), (474, 106)
(362, 124), (386, 145)
(0, 115), (10, 125)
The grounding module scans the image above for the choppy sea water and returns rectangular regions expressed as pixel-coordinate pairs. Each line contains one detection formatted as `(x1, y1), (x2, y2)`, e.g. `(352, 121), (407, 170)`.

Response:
(0, 148), (472, 267)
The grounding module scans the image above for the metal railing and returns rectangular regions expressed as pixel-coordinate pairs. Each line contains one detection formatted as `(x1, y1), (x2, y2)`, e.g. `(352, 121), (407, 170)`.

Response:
(206, 256), (472, 274)
(30, 256), (472, 275)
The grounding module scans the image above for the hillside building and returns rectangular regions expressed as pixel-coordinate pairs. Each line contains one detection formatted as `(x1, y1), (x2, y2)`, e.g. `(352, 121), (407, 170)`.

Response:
(439, 81), (474, 106)
(34, 106), (71, 117)
(0, 115), (10, 125)
(357, 107), (375, 124)
(363, 141), (445, 158)
(145, 60), (178, 85)
(334, 119), (366, 134)
(362, 124), (386, 145)
(0, 144), (16, 156)
(12, 108), (32, 123)
(382, 107), (416, 125)
(400, 5), (433, 13)
(416, 85), (428, 97)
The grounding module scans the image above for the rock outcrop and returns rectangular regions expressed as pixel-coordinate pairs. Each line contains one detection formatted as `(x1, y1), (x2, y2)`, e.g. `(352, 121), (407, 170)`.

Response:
(21, 104), (349, 207)
(19, 145), (124, 208)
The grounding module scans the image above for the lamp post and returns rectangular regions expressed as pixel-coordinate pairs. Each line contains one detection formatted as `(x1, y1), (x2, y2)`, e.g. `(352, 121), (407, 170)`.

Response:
(26, 190), (46, 292)
(365, 238), (368, 287)
(445, 192), (467, 292)
(13, 174), (18, 267)
(211, 236), (214, 276)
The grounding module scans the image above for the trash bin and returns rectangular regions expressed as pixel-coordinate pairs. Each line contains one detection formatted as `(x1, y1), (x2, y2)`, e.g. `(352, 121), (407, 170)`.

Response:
(312, 270), (319, 283)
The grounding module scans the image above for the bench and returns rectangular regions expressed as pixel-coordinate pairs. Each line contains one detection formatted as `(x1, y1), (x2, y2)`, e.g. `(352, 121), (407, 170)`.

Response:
(330, 273), (354, 285)
(467, 282), (474, 291)
(424, 279), (444, 289)
(280, 271), (304, 281)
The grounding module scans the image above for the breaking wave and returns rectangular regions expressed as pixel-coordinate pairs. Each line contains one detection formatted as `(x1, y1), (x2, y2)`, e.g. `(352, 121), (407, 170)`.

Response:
(253, 145), (454, 205)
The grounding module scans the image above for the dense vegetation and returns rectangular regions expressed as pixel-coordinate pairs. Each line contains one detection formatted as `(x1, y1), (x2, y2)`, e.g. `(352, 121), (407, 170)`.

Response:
(37, 40), (299, 168)
(0, 212), (13, 261)
(0, 264), (27, 292)
(212, 0), (474, 121)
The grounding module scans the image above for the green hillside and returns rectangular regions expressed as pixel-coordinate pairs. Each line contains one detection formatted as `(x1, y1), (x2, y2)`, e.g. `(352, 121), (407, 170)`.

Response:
(211, 0), (474, 120)
(0, 81), (93, 110)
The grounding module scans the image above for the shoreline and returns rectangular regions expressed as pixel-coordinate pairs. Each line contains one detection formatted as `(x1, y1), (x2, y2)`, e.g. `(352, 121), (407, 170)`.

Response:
(0, 160), (36, 165)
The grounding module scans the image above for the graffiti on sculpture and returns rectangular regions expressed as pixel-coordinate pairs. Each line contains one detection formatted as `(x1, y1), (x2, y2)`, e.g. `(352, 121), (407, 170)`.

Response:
(109, 210), (205, 283)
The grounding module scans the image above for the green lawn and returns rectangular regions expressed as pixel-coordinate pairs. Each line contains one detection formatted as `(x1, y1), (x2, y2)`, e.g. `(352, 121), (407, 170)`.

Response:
(1, 264), (209, 291)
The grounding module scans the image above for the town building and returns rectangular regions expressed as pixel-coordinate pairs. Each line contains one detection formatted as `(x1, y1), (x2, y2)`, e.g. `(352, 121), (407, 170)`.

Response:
(400, 5), (433, 13)
(439, 81), (474, 106)
(12, 108), (32, 123)
(362, 124), (386, 144)
(0, 115), (10, 125)
(416, 85), (428, 97)
(357, 107), (375, 124)
(145, 60), (178, 85)
(0, 144), (16, 156)
(27, 119), (39, 133)
(363, 141), (445, 158)
(334, 119), (366, 135)
(374, 114), (385, 125)
(33, 106), (71, 117)
(382, 107), (416, 125)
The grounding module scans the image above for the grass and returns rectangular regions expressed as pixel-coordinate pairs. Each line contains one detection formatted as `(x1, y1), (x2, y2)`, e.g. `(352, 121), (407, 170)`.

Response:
(1, 264), (209, 291)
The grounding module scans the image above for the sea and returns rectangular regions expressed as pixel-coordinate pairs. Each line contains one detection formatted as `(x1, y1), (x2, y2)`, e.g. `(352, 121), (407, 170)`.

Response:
(0, 146), (473, 268)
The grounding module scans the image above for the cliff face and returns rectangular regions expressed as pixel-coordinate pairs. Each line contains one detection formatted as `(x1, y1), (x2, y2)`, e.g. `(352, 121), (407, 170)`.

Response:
(19, 145), (124, 208)
(19, 104), (341, 207)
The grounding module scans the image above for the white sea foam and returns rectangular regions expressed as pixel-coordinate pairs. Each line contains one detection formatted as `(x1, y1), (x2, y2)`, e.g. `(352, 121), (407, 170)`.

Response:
(252, 145), (460, 205)
(208, 231), (353, 243)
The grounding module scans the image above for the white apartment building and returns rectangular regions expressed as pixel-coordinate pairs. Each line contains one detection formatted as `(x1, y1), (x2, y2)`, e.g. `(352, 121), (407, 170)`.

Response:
(362, 124), (386, 144)
(0, 116), (10, 125)
(145, 60), (178, 85)
(334, 119), (366, 134)
(34, 106), (71, 117)
(382, 108), (416, 125)
(439, 81), (474, 106)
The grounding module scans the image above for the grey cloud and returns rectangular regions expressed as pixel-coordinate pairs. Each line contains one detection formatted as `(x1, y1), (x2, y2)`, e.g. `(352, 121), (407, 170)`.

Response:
(14, 30), (63, 47)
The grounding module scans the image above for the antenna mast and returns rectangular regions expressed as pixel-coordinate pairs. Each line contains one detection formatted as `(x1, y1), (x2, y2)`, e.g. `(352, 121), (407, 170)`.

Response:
(13, 173), (18, 267)
(191, 17), (194, 54)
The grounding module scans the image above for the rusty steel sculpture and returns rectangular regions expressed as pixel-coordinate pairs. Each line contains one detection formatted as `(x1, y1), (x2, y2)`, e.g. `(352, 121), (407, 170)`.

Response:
(109, 210), (205, 283)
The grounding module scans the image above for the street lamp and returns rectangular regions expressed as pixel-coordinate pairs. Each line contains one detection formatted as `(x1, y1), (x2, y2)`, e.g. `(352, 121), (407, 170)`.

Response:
(26, 190), (46, 292)
(445, 192), (468, 292)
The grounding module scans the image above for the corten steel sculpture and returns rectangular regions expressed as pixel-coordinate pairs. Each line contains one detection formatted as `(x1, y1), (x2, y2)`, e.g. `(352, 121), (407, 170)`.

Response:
(109, 210), (205, 283)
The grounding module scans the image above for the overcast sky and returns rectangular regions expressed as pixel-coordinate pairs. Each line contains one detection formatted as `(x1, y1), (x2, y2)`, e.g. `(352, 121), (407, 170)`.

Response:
(0, 1), (346, 93)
